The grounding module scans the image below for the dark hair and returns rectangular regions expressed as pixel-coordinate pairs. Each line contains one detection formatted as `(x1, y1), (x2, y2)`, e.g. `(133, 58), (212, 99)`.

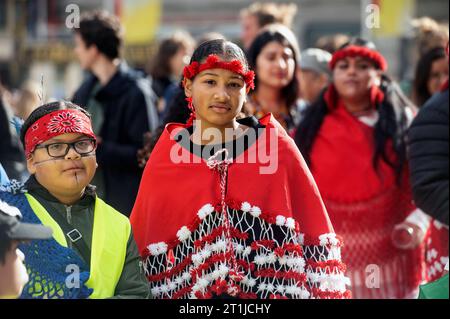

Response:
(149, 32), (195, 79)
(189, 39), (250, 74)
(20, 101), (91, 148)
(295, 38), (415, 182)
(413, 47), (447, 106)
(246, 25), (300, 111)
(75, 10), (123, 60)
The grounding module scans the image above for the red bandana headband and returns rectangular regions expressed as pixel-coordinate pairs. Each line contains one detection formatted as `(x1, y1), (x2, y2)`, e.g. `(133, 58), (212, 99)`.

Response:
(24, 109), (96, 157)
(183, 54), (255, 90)
(329, 45), (388, 72)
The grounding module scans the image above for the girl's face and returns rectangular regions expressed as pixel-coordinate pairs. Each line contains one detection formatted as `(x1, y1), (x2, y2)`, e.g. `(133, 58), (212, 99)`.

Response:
(26, 133), (97, 199)
(427, 57), (449, 95)
(184, 67), (247, 128)
(256, 41), (296, 90)
(333, 56), (381, 103)
(0, 241), (28, 299)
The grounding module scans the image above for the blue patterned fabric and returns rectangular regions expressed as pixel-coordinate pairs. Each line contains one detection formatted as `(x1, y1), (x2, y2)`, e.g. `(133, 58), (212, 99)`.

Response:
(0, 187), (93, 299)
(10, 116), (23, 136)
(0, 164), (8, 186)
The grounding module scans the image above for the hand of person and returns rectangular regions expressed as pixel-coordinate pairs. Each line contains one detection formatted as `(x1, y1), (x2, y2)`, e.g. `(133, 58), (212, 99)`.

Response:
(391, 221), (426, 250)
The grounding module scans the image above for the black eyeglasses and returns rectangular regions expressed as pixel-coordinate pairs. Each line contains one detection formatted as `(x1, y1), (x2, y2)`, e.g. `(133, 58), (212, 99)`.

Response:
(35, 139), (97, 158)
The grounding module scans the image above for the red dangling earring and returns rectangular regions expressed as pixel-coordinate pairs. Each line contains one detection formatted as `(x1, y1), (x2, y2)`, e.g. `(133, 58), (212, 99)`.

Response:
(185, 97), (196, 126)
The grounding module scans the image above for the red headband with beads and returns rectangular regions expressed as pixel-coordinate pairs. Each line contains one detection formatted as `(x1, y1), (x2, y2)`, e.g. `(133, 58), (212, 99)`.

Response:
(183, 54), (255, 90)
(24, 109), (96, 157)
(329, 45), (388, 71)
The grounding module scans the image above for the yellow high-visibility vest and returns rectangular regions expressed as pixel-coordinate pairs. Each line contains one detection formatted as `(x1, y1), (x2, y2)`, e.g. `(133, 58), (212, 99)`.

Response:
(25, 193), (130, 299)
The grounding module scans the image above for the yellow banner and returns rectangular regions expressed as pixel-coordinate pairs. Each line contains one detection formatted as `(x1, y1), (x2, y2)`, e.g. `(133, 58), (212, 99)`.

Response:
(373, 0), (415, 37)
(122, 0), (162, 44)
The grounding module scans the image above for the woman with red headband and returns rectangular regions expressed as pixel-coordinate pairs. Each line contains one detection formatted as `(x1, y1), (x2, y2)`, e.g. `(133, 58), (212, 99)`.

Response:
(295, 38), (430, 299)
(130, 39), (350, 299)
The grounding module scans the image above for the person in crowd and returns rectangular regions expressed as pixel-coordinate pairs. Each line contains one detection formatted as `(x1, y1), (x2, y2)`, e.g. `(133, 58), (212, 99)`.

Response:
(408, 46), (449, 286)
(240, 2), (297, 51)
(137, 33), (228, 167)
(297, 48), (332, 111)
(72, 10), (159, 216)
(0, 84), (27, 182)
(246, 24), (301, 135)
(9, 81), (41, 121)
(0, 101), (150, 299)
(411, 17), (449, 57)
(413, 47), (449, 107)
(148, 31), (195, 116)
(295, 38), (428, 299)
(130, 39), (350, 299)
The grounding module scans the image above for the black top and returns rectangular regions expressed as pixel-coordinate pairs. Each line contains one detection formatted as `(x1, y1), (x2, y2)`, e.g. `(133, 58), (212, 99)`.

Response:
(72, 62), (158, 215)
(408, 89), (449, 226)
(152, 76), (173, 99)
(175, 116), (266, 161)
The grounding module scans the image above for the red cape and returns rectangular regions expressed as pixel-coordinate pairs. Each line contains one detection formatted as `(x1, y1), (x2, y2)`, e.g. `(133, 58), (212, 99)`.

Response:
(309, 98), (424, 298)
(131, 114), (334, 254)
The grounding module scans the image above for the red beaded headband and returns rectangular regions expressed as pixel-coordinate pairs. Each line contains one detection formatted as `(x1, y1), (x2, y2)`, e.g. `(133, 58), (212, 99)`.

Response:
(183, 54), (255, 90)
(24, 109), (96, 157)
(329, 45), (388, 71)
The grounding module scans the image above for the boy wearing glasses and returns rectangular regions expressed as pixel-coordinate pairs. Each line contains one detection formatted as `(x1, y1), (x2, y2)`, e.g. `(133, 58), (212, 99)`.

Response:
(0, 101), (150, 299)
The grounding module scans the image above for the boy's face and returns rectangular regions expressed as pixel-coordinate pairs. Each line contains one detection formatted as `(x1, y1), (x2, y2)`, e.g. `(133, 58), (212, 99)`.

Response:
(26, 133), (97, 198)
(74, 33), (97, 71)
(0, 241), (28, 299)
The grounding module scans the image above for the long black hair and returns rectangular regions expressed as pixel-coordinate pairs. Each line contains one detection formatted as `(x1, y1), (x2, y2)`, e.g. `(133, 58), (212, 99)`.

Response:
(246, 24), (300, 111)
(413, 46), (447, 107)
(295, 38), (415, 182)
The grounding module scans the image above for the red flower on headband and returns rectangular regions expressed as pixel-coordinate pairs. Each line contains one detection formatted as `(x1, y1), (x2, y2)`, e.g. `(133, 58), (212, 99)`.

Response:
(183, 54), (255, 90)
(47, 112), (87, 134)
(183, 61), (199, 79)
(329, 45), (388, 71)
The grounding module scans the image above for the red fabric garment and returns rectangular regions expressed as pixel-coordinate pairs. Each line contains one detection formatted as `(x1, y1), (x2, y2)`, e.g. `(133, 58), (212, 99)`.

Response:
(441, 80), (449, 92)
(309, 93), (425, 298)
(131, 114), (333, 253)
(425, 220), (449, 282)
(130, 114), (350, 299)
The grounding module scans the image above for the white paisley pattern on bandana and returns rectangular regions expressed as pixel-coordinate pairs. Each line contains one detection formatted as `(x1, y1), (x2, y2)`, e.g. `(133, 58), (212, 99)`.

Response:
(24, 109), (96, 157)
(47, 112), (87, 133)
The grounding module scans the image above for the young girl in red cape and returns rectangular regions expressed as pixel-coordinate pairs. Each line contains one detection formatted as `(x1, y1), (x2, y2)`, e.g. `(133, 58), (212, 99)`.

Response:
(130, 39), (350, 299)
(295, 38), (447, 298)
